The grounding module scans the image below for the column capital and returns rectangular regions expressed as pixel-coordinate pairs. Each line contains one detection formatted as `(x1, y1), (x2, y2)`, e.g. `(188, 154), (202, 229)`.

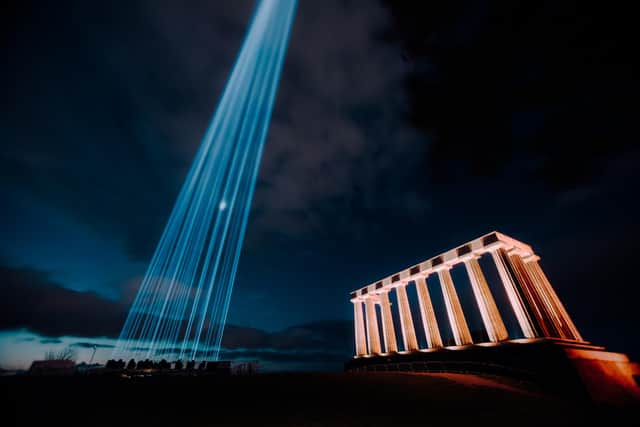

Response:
(521, 254), (541, 263)
(389, 280), (410, 290)
(506, 246), (532, 258)
(432, 263), (454, 273)
(459, 252), (482, 263)
(376, 286), (393, 294)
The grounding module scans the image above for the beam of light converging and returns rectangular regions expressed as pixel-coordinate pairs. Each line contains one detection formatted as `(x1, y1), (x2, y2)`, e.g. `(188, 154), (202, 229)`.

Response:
(112, 0), (297, 362)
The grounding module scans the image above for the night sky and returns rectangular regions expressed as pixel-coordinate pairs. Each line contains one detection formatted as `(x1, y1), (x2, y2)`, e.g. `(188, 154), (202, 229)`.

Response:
(1, 0), (638, 371)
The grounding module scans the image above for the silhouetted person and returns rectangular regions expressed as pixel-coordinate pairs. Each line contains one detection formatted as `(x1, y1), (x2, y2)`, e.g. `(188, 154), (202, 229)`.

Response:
(174, 360), (183, 370)
(186, 360), (195, 370)
(127, 359), (136, 370)
(198, 360), (207, 371)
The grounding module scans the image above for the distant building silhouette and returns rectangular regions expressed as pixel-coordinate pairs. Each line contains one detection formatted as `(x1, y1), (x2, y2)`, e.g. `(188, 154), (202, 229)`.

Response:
(29, 360), (75, 376)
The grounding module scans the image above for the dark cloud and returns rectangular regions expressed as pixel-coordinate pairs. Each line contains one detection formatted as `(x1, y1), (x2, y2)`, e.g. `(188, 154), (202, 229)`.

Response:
(70, 342), (115, 349)
(0, 266), (128, 337)
(249, 0), (429, 246)
(225, 320), (351, 352)
(2, 1), (254, 261)
(0, 265), (351, 358)
(40, 338), (63, 344)
(219, 349), (348, 366)
(2, 0), (429, 262)
(382, 0), (639, 191)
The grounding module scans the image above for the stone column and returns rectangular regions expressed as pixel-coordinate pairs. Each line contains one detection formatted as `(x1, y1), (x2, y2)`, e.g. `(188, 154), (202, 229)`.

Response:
(438, 268), (473, 345)
(524, 258), (583, 341)
(490, 249), (537, 338)
(365, 297), (381, 355)
(520, 260), (567, 338)
(463, 256), (508, 342)
(508, 253), (557, 338)
(395, 284), (419, 351)
(378, 291), (398, 353)
(353, 300), (367, 356)
(414, 277), (443, 348)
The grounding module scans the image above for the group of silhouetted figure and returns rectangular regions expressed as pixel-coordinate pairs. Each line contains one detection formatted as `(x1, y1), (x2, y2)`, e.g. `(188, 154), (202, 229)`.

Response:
(103, 358), (252, 375)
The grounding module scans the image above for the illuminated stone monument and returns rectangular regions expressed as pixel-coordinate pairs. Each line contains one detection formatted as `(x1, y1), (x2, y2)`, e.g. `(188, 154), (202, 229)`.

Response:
(346, 231), (640, 404)
(350, 231), (583, 355)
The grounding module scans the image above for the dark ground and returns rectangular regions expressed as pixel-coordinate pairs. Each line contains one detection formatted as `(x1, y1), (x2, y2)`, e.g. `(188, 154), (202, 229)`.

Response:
(1, 372), (636, 426)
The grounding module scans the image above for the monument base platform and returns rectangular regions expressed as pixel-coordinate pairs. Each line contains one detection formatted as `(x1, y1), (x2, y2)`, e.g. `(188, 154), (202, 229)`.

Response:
(345, 338), (640, 406)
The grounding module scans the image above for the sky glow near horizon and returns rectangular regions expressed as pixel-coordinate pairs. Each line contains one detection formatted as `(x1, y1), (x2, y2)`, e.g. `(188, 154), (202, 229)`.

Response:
(0, 329), (345, 372)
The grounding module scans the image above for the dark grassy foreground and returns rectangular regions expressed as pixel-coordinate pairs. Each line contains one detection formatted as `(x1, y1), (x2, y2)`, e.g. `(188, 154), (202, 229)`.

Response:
(1, 372), (635, 426)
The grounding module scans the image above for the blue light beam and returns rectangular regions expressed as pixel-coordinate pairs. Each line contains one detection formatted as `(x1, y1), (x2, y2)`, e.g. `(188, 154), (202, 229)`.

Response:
(113, 0), (297, 362)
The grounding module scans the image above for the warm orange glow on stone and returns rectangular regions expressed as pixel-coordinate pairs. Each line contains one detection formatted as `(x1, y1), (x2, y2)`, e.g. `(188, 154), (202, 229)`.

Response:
(526, 259), (583, 341)
(491, 248), (537, 339)
(352, 300), (367, 357)
(365, 298), (381, 355)
(351, 231), (589, 358)
(464, 256), (508, 342)
(379, 291), (398, 353)
(415, 277), (443, 349)
(396, 284), (419, 351)
(438, 268), (473, 346)
(565, 348), (640, 404)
